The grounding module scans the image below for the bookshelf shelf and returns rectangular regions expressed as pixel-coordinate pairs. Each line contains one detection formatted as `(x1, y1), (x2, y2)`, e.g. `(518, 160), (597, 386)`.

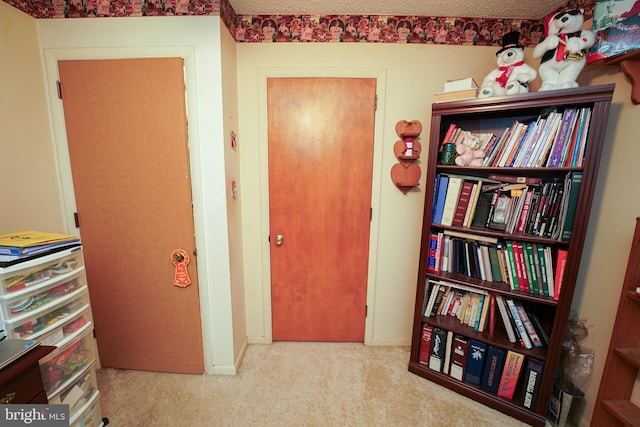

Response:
(409, 84), (615, 427)
(601, 400), (640, 427)
(592, 217), (640, 426)
(614, 348), (640, 369)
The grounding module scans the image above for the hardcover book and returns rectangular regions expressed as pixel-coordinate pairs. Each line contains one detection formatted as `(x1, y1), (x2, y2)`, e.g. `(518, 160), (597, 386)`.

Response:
(452, 181), (475, 227)
(441, 177), (463, 227)
(495, 295), (517, 344)
(449, 334), (469, 381)
(521, 358), (544, 410)
(560, 172), (582, 242)
(470, 192), (493, 229)
(433, 175), (450, 224)
(442, 330), (454, 375)
(429, 327), (448, 372)
(506, 298), (533, 349)
(497, 350), (525, 400)
(514, 300), (543, 348)
(434, 88), (479, 103)
(554, 249), (569, 301)
(464, 339), (487, 386)
(419, 324), (434, 365)
(480, 346), (506, 395)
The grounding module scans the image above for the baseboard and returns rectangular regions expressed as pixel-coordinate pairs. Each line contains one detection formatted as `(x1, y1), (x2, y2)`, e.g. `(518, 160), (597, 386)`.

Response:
(246, 336), (410, 346)
(368, 337), (411, 346)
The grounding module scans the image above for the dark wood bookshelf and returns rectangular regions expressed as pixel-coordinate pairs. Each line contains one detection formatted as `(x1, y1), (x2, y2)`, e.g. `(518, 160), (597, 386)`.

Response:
(409, 84), (615, 427)
(592, 217), (640, 427)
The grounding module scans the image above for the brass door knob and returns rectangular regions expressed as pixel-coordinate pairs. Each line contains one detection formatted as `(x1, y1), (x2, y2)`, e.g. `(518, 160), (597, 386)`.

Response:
(274, 235), (284, 246)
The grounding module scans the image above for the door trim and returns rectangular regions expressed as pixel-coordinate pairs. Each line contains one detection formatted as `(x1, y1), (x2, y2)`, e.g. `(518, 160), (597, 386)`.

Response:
(256, 68), (388, 345)
(42, 47), (218, 372)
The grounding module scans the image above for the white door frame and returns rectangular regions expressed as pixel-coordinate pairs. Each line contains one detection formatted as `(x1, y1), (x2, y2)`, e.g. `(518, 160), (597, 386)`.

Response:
(41, 46), (217, 372)
(256, 68), (388, 344)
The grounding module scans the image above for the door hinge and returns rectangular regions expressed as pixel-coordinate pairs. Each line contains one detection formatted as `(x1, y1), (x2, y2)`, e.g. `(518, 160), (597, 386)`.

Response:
(375, 95), (377, 111)
(92, 328), (96, 339)
(365, 305), (368, 317)
(57, 81), (63, 99)
(74, 212), (80, 228)
(370, 208), (373, 221)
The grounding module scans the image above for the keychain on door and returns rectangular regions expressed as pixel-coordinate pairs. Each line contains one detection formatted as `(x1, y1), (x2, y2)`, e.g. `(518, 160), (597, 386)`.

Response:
(171, 249), (191, 287)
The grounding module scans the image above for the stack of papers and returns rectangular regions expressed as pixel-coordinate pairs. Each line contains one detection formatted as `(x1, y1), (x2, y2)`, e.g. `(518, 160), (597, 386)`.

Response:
(0, 231), (80, 263)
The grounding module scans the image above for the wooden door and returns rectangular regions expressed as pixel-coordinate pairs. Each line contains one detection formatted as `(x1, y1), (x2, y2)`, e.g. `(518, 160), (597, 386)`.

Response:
(58, 58), (204, 374)
(268, 78), (376, 342)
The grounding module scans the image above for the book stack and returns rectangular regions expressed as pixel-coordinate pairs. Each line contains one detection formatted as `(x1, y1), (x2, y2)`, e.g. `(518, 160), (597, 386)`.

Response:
(0, 231), (81, 264)
(434, 78), (479, 103)
(421, 320), (545, 408)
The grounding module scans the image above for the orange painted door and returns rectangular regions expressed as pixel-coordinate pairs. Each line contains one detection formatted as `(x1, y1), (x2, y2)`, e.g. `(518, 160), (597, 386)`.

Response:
(268, 78), (376, 342)
(58, 58), (204, 374)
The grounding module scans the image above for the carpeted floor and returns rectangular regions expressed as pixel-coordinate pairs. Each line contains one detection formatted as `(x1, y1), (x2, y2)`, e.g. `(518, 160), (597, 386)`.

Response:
(96, 342), (530, 426)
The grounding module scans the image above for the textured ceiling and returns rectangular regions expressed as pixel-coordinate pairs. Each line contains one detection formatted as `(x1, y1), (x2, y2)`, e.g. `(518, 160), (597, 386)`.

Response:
(228, 0), (571, 20)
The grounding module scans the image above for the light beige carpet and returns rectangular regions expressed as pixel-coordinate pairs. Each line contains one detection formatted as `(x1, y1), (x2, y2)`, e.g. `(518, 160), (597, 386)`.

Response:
(96, 342), (530, 426)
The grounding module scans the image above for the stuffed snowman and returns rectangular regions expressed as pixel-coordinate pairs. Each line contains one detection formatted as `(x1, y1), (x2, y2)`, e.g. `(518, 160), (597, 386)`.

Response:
(478, 31), (537, 98)
(533, 9), (595, 91)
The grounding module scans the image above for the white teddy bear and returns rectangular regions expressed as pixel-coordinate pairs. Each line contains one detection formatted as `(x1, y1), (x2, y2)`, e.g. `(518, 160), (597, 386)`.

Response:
(533, 9), (595, 91)
(479, 31), (537, 98)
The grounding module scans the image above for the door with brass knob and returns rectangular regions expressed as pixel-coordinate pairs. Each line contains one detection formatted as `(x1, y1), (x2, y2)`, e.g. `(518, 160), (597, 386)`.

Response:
(267, 77), (376, 342)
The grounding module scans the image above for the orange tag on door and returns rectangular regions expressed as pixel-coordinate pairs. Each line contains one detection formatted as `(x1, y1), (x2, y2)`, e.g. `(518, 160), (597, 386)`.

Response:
(171, 249), (191, 287)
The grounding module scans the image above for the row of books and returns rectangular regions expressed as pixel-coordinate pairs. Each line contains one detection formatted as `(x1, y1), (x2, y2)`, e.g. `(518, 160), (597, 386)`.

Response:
(424, 280), (549, 350)
(418, 323), (544, 410)
(432, 172), (582, 242)
(439, 106), (592, 168)
(427, 230), (568, 299)
(423, 280), (490, 333)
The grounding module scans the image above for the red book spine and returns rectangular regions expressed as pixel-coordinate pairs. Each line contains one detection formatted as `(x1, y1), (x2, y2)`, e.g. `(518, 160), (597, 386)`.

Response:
(441, 123), (457, 146)
(419, 324), (434, 365)
(516, 191), (534, 234)
(487, 174), (543, 185)
(452, 181), (474, 227)
(497, 350), (525, 400)
(554, 249), (569, 301)
(513, 242), (530, 293)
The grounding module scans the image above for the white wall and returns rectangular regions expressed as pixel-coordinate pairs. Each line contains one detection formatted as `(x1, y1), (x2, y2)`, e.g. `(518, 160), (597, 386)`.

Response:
(219, 24), (248, 366)
(35, 15), (240, 374)
(0, 2), (64, 233)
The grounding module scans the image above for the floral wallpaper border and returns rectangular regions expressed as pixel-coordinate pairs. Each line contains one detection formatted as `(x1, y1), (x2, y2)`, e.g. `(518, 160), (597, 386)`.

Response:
(6, 0), (593, 47)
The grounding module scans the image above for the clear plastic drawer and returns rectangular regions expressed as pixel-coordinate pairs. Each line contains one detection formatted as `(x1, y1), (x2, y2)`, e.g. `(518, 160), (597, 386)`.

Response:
(0, 247), (84, 296)
(39, 328), (96, 398)
(0, 271), (87, 322)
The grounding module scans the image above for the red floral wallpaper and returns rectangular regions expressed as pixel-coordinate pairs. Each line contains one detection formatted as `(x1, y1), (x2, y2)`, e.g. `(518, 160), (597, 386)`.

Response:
(5, 0), (594, 47)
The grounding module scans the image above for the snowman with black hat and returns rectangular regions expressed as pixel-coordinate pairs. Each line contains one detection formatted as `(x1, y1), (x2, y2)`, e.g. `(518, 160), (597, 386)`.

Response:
(478, 31), (537, 98)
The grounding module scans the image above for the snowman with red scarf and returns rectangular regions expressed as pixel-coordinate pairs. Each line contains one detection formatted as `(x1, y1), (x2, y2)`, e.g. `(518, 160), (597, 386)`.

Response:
(478, 31), (537, 98)
(533, 9), (595, 91)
